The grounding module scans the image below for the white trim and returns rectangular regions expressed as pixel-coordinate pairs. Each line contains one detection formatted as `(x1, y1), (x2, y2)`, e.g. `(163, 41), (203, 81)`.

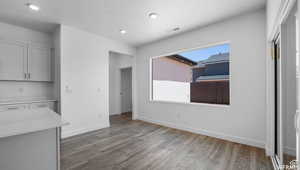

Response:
(285, 146), (297, 156)
(151, 40), (231, 59)
(56, 128), (60, 170)
(138, 115), (265, 149)
(268, 0), (297, 41)
(149, 100), (230, 108)
(61, 124), (109, 139)
(110, 112), (121, 115)
(266, 40), (275, 156)
(149, 57), (153, 101)
(108, 51), (137, 120)
(132, 55), (138, 120)
(278, 34), (284, 164)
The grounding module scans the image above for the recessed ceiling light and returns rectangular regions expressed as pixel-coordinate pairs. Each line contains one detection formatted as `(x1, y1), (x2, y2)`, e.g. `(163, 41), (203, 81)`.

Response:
(148, 13), (159, 19)
(120, 29), (127, 34)
(26, 3), (40, 11)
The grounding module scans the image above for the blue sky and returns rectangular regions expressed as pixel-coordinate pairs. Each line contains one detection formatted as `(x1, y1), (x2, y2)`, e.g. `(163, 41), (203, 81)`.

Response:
(179, 44), (230, 62)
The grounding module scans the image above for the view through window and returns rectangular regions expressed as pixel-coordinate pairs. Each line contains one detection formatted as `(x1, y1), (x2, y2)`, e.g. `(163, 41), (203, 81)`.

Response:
(151, 43), (230, 105)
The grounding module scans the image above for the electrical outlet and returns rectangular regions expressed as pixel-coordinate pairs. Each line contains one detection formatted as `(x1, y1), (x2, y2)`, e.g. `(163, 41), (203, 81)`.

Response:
(18, 87), (24, 93)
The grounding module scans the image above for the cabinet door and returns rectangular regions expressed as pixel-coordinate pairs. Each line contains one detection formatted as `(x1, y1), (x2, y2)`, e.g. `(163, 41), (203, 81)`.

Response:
(28, 45), (52, 81)
(0, 40), (27, 80)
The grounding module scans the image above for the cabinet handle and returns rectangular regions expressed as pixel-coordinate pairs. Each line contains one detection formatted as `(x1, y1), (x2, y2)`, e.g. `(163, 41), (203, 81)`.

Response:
(7, 107), (19, 110)
(24, 73), (27, 79)
(37, 104), (48, 108)
(28, 73), (31, 79)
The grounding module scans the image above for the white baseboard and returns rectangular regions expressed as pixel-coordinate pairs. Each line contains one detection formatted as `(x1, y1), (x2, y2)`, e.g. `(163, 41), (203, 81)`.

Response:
(109, 111), (132, 116)
(137, 115), (265, 149)
(284, 146), (296, 157)
(62, 124), (109, 139)
(109, 112), (121, 116)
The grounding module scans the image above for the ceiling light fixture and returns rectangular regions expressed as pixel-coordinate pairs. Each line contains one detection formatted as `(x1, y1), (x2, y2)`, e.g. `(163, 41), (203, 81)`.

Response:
(120, 29), (127, 34)
(148, 13), (159, 19)
(26, 3), (40, 11)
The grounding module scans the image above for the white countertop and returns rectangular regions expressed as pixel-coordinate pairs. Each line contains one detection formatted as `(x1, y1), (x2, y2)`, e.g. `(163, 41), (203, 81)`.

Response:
(0, 108), (68, 138)
(0, 97), (57, 105)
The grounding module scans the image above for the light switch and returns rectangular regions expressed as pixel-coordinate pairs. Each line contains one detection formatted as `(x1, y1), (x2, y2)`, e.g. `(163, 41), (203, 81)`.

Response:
(65, 86), (72, 93)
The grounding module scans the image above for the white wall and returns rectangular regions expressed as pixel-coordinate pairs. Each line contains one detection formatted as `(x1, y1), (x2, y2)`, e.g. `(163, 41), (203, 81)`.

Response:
(136, 9), (266, 148)
(267, 0), (282, 38)
(0, 22), (53, 44)
(153, 80), (190, 103)
(0, 22), (54, 100)
(0, 82), (54, 100)
(60, 25), (135, 138)
(109, 52), (133, 115)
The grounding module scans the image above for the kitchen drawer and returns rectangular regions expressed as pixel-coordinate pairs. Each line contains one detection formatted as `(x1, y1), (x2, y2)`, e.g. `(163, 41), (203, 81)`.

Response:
(30, 102), (55, 111)
(0, 104), (27, 112)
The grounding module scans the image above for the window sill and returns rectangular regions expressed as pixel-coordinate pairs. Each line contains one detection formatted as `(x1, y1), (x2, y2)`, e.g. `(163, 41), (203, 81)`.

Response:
(149, 100), (230, 108)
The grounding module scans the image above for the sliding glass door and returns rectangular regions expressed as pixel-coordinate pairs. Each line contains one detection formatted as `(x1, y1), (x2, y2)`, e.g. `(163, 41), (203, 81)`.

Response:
(274, 37), (283, 165)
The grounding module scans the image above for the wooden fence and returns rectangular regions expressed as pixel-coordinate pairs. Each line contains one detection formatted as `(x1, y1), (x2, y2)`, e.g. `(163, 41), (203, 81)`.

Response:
(190, 81), (229, 105)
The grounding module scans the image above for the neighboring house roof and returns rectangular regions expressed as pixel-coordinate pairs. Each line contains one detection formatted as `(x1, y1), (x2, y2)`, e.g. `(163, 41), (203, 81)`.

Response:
(196, 75), (229, 82)
(192, 53), (230, 82)
(166, 54), (197, 66)
(196, 52), (229, 67)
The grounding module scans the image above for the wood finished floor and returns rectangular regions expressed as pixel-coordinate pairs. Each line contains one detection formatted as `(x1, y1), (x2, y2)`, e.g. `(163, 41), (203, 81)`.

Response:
(61, 114), (273, 170)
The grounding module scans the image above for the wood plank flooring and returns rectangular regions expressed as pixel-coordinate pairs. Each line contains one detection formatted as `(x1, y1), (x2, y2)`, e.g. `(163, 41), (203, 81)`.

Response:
(61, 114), (273, 170)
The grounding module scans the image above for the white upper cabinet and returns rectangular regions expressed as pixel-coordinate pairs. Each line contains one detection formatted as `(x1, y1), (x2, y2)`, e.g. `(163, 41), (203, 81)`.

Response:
(28, 44), (52, 82)
(0, 39), (53, 82)
(0, 40), (27, 80)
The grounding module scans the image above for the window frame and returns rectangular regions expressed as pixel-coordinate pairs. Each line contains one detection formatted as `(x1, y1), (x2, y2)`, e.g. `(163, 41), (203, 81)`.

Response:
(149, 41), (231, 107)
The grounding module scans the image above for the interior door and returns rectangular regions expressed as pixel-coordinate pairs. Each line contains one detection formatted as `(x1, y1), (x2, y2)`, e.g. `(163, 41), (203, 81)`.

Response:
(28, 44), (52, 81)
(0, 40), (27, 80)
(121, 68), (132, 113)
(274, 37), (284, 165)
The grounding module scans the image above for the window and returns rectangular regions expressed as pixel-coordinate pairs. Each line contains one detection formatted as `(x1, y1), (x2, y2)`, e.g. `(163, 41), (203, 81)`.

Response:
(150, 43), (230, 105)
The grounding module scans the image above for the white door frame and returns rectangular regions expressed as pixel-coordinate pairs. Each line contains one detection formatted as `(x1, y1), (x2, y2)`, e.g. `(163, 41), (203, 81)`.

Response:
(108, 51), (138, 120)
(275, 35), (284, 166)
(266, 0), (297, 168)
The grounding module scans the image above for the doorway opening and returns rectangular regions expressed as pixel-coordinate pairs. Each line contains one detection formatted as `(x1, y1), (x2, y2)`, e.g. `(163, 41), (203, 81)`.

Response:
(109, 51), (134, 121)
(120, 67), (133, 119)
